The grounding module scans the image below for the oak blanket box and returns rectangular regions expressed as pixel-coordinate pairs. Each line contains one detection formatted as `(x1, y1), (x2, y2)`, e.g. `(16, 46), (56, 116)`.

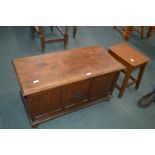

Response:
(12, 45), (124, 128)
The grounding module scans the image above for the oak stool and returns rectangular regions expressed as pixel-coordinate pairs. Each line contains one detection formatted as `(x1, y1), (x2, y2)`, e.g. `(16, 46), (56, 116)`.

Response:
(108, 43), (149, 97)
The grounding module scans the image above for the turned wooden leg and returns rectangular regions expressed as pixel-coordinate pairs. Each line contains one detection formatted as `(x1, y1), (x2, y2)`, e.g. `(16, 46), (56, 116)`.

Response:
(119, 68), (132, 97)
(39, 27), (45, 50)
(135, 64), (146, 89)
(73, 26), (77, 38)
(140, 26), (144, 39)
(64, 26), (68, 49)
(30, 26), (35, 39)
(64, 34), (68, 49)
(40, 34), (45, 50)
(123, 26), (133, 41)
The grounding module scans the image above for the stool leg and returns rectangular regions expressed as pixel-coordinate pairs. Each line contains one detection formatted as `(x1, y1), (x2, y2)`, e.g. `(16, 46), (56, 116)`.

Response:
(135, 64), (146, 89)
(119, 68), (132, 97)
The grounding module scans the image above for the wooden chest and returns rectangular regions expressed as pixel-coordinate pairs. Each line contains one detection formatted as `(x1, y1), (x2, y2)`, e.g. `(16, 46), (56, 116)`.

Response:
(12, 45), (124, 128)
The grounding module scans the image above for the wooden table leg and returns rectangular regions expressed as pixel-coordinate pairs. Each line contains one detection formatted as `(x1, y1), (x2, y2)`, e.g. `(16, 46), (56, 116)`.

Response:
(135, 64), (146, 89)
(119, 67), (132, 97)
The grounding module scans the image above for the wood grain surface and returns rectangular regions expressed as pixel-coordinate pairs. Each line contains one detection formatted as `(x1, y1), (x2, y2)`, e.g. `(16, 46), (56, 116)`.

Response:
(13, 45), (124, 96)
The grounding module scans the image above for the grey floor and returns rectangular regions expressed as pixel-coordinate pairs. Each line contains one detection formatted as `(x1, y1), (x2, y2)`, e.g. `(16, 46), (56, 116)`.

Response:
(0, 26), (155, 129)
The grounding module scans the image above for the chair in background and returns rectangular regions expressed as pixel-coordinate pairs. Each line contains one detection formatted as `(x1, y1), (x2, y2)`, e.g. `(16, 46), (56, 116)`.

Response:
(31, 26), (77, 50)
(114, 26), (144, 40)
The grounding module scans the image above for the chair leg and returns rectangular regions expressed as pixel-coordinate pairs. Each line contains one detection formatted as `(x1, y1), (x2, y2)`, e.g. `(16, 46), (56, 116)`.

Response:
(64, 34), (68, 49)
(73, 26), (77, 38)
(118, 68), (132, 97)
(140, 26), (144, 39)
(64, 26), (68, 49)
(30, 26), (35, 39)
(40, 35), (45, 50)
(38, 27), (45, 50)
(135, 64), (146, 89)
(147, 27), (153, 39)
(123, 27), (133, 41)
(50, 26), (53, 31)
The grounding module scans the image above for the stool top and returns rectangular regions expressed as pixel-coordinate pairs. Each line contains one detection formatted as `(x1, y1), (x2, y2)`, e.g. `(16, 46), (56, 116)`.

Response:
(108, 43), (149, 67)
